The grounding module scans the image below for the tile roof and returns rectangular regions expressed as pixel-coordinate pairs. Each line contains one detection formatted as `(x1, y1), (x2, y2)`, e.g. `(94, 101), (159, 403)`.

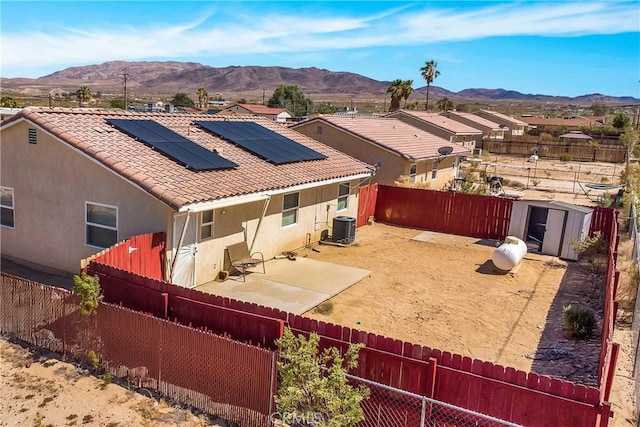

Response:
(478, 110), (528, 126)
(296, 115), (470, 161)
(235, 104), (288, 115)
(444, 111), (504, 130)
(519, 116), (603, 127)
(3, 108), (372, 210)
(387, 110), (483, 134)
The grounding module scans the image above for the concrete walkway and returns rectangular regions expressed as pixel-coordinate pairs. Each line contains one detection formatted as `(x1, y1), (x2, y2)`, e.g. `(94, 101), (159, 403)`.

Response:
(196, 257), (371, 314)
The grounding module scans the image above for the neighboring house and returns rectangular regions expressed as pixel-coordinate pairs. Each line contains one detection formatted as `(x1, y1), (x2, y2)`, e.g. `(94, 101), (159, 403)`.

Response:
(1, 108), (373, 288)
(441, 111), (508, 143)
(519, 116), (604, 133)
(477, 110), (528, 136)
(291, 115), (470, 187)
(0, 108), (22, 121)
(224, 103), (292, 123)
(385, 110), (483, 152)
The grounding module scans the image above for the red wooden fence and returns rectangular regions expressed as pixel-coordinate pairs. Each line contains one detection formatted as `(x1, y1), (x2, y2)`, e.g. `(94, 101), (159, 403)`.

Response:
(375, 186), (513, 239)
(0, 274), (276, 427)
(357, 184), (378, 228)
(82, 232), (165, 280)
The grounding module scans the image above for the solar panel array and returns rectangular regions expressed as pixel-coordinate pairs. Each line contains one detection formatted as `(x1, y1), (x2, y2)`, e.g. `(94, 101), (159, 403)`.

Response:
(194, 121), (327, 165)
(106, 119), (237, 171)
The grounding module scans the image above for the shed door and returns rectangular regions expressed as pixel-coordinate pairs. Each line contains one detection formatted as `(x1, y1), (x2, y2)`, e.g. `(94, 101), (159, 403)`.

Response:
(541, 209), (566, 256)
(171, 212), (197, 288)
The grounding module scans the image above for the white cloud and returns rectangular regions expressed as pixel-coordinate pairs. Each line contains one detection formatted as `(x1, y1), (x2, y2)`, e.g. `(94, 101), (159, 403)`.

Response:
(1, 1), (637, 75)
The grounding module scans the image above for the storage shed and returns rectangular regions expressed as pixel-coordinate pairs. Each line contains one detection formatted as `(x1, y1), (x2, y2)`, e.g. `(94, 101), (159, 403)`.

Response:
(507, 200), (593, 261)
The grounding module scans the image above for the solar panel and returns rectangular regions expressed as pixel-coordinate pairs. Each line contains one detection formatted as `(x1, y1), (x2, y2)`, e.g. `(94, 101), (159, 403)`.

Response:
(194, 121), (327, 165)
(106, 119), (237, 171)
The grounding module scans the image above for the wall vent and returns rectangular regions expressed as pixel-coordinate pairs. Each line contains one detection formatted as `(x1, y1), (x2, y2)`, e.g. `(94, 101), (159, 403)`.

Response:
(28, 128), (37, 144)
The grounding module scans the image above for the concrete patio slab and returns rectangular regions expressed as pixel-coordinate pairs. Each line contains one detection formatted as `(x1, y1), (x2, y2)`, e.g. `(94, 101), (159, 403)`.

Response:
(195, 257), (371, 314)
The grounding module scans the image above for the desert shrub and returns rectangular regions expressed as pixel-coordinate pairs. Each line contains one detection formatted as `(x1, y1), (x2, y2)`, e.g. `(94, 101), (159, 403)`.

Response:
(73, 272), (103, 316)
(531, 178), (540, 187)
(509, 180), (525, 189)
(275, 327), (369, 426)
(563, 305), (597, 338)
(315, 301), (334, 315)
(559, 153), (572, 162)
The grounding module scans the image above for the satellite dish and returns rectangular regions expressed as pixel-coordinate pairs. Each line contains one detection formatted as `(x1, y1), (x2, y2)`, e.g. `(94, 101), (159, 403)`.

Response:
(438, 146), (454, 156)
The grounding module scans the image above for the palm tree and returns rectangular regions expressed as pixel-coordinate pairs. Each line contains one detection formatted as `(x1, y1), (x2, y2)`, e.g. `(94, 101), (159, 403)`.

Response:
(420, 60), (440, 111)
(436, 97), (453, 112)
(196, 88), (209, 109)
(386, 79), (404, 111)
(401, 80), (413, 109)
(76, 86), (92, 107)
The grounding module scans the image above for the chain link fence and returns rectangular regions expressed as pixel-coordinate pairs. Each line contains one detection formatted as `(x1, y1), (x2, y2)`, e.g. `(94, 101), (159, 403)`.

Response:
(630, 200), (640, 427)
(347, 374), (521, 427)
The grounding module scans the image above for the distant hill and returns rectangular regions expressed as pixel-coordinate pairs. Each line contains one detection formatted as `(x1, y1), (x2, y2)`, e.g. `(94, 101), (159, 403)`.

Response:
(1, 61), (637, 104)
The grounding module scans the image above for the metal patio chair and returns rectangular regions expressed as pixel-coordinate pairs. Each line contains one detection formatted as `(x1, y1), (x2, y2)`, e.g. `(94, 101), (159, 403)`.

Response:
(226, 241), (265, 282)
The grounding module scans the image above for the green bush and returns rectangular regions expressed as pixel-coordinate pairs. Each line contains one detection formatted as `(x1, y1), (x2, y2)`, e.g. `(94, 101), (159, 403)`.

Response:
(563, 305), (597, 338)
(559, 153), (572, 162)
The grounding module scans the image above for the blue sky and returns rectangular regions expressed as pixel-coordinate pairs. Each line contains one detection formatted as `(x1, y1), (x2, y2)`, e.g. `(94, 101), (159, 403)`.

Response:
(1, 1), (639, 98)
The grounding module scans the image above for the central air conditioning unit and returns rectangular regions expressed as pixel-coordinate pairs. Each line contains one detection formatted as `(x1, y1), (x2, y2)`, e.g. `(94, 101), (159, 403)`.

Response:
(332, 216), (356, 244)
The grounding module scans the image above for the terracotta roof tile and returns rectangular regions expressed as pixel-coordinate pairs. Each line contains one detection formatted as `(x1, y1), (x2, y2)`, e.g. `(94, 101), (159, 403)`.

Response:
(387, 111), (483, 134)
(296, 115), (470, 160)
(235, 104), (288, 115)
(7, 108), (372, 210)
(445, 111), (503, 130)
(478, 110), (528, 126)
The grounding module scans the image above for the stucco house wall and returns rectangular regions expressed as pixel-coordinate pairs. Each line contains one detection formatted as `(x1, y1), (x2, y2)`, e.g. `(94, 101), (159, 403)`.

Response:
(190, 181), (360, 284)
(1, 121), (171, 273)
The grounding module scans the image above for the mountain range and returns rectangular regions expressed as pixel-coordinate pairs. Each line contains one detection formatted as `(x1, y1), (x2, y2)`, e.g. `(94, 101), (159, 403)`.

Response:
(1, 61), (637, 104)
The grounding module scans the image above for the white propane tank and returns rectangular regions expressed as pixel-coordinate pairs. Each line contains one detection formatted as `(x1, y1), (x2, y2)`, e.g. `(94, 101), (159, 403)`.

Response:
(492, 236), (527, 271)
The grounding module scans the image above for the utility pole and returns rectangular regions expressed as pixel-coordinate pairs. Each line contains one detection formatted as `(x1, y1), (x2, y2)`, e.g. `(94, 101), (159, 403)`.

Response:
(122, 73), (129, 110)
(262, 88), (266, 105)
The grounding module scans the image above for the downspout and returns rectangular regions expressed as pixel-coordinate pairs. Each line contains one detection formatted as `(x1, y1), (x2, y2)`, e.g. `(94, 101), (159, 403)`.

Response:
(249, 196), (271, 253)
(169, 210), (192, 282)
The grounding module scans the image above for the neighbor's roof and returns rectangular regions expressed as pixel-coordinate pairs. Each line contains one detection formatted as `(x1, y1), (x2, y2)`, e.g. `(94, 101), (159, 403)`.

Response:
(2, 108), (372, 210)
(559, 131), (593, 140)
(478, 110), (528, 126)
(386, 110), (483, 135)
(519, 116), (604, 127)
(444, 111), (505, 130)
(234, 104), (289, 115)
(293, 115), (470, 161)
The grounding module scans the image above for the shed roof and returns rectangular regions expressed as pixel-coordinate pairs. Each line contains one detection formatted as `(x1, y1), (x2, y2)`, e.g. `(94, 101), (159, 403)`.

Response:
(559, 131), (593, 140)
(2, 108), (372, 210)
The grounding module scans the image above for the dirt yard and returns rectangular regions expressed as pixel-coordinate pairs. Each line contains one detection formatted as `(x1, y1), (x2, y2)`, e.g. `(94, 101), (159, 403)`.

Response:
(301, 224), (598, 376)
(471, 154), (624, 206)
(299, 222), (636, 426)
(0, 337), (222, 426)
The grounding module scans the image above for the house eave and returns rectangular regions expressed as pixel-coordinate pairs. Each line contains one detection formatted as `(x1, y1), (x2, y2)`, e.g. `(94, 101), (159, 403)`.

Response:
(179, 171), (374, 213)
